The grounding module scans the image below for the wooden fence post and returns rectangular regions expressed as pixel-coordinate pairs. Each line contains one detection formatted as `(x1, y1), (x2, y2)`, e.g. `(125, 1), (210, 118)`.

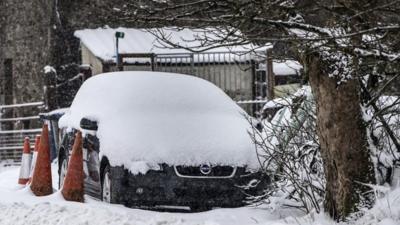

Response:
(266, 49), (275, 100)
(117, 54), (124, 71)
(44, 68), (57, 111)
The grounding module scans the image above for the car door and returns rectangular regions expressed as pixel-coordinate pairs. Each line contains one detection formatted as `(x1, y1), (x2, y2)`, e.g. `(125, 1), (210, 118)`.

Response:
(82, 133), (101, 198)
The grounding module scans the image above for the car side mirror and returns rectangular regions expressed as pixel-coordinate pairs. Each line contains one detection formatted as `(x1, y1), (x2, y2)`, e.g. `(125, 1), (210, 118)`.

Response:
(80, 117), (98, 131)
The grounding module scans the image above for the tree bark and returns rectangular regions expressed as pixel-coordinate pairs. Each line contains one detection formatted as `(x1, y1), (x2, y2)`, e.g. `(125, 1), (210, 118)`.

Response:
(307, 55), (375, 221)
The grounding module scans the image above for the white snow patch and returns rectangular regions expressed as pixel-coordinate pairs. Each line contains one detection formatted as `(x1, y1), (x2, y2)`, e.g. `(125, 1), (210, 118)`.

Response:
(273, 60), (302, 76)
(258, 60), (302, 76)
(0, 166), (296, 225)
(44, 65), (56, 74)
(262, 98), (290, 110)
(40, 107), (69, 117)
(128, 161), (161, 175)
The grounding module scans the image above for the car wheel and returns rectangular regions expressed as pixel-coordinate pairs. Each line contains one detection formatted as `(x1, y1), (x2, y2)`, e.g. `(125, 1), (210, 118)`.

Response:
(59, 156), (68, 189)
(101, 165), (112, 203)
(101, 163), (124, 204)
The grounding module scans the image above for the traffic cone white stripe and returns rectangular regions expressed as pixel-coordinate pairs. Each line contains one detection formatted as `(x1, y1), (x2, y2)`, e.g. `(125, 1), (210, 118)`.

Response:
(18, 153), (32, 181)
(28, 135), (40, 184)
(18, 137), (32, 185)
(29, 151), (38, 180)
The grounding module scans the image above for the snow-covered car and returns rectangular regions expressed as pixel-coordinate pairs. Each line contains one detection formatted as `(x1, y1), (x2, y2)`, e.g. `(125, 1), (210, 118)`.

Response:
(57, 71), (269, 211)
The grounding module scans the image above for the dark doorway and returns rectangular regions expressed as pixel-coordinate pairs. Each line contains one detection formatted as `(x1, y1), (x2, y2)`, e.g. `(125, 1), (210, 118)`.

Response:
(2, 59), (14, 130)
(3, 59), (13, 103)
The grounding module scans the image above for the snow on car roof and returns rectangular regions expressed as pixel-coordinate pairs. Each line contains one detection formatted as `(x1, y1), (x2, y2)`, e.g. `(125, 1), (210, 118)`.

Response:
(74, 27), (270, 64)
(59, 71), (259, 172)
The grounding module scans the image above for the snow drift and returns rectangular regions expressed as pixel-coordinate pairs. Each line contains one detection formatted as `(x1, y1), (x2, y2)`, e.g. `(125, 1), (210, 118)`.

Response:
(59, 71), (259, 170)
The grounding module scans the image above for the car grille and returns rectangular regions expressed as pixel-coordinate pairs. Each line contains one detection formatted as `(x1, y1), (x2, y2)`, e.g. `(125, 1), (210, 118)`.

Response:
(174, 165), (236, 178)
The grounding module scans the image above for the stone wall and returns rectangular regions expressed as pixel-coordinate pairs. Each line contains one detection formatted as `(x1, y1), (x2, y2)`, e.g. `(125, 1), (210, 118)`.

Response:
(0, 0), (118, 121)
(0, 0), (54, 110)
(0, 0), (7, 105)
(0, 0), (55, 130)
(0, 0), (103, 106)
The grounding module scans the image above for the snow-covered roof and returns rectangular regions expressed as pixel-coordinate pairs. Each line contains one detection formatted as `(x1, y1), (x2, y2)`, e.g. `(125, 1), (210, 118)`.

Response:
(74, 27), (269, 63)
(59, 71), (259, 171)
(273, 60), (302, 76)
(259, 60), (303, 76)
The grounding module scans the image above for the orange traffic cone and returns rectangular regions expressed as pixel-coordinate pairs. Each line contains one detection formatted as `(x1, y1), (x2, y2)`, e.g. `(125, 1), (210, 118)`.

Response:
(30, 124), (53, 196)
(28, 135), (41, 184)
(62, 131), (84, 202)
(18, 137), (32, 185)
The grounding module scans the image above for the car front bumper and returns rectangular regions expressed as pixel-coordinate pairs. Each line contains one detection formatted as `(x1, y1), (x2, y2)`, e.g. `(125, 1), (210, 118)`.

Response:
(112, 165), (270, 208)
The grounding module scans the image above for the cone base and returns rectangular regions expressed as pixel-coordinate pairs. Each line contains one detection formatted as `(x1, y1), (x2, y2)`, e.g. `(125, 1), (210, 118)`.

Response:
(62, 189), (84, 202)
(30, 185), (53, 196)
(18, 178), (29, 185)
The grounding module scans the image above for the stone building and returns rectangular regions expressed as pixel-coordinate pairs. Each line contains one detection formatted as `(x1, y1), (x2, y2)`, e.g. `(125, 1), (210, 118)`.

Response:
(0, 0), (55, 130)
(0, 0), (116, 130)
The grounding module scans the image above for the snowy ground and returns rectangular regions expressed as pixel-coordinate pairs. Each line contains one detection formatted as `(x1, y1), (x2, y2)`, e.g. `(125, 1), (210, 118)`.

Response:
(0, 164), (398, 225)
(0, 164), (304, 225)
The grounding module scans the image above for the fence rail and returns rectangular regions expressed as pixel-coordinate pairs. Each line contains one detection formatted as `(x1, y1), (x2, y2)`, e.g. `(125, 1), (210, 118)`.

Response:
(0, 131), (40, 164)
(0, 102), (44, 164)
(0, 101), (44, 109)
(0, 116), (40, 122)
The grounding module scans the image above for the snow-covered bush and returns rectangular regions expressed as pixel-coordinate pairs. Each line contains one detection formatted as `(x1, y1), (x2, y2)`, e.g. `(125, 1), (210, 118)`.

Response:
(249, 86), (325, 213)
(249, 83), (400, 215)
(366, 96), (400, 185)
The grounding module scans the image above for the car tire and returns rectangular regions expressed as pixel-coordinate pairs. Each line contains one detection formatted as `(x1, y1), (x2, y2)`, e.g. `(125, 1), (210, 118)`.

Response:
(58, 154), (68, 189)
(101, 164), (123, 204)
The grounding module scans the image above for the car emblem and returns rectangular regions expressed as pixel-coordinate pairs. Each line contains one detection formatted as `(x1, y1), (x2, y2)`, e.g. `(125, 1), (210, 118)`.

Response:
(200, 164), (212, 175)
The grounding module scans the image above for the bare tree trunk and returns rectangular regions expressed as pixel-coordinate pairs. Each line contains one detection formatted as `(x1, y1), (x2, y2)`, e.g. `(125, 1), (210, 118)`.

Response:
(307, 55), (375, 220)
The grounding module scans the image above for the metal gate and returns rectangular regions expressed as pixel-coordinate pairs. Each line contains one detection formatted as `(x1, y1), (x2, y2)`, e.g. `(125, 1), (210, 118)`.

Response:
(0, 102), (44, 165)
(116, 51), (268, 114)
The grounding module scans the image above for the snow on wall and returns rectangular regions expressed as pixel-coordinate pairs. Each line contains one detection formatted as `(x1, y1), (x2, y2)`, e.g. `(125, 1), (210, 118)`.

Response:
(59, 71), (259, 171)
